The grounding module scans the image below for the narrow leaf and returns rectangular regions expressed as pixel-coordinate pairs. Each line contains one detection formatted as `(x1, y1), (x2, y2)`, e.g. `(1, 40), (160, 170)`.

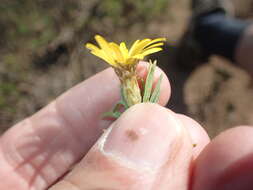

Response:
(143, 60), (156, 102)
(103, 100), (125, 119)
(150, 74), (163, 103)
(112, 111), (122, 118)
(120, 87), (129, 109)
(102, 111), (119, 119)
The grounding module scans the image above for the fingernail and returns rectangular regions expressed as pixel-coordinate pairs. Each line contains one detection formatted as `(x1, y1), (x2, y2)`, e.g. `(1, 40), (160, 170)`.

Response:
(100, 103), (183, 171)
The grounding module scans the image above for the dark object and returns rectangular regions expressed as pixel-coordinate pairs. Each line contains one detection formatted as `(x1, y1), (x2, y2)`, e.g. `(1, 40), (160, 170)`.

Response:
(176, 0), (239, 69)
(196, 13), (249, 61)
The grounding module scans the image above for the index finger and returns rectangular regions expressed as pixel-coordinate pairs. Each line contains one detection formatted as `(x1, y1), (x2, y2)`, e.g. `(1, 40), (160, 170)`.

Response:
(0, 62), (171, 190)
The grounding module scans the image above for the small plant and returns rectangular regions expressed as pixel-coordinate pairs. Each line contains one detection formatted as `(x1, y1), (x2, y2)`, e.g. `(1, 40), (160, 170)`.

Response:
(86, 35), (165, 118)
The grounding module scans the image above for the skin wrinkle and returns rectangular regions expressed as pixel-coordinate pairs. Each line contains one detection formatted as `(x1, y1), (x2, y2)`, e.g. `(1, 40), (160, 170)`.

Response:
(98, 124), (156, 173)
(4, 118), (44, 177)
(39, 102), (91, 186)
(60, 95), (102, 142)
(60, 130), (149, 189)
(17, 152), (50, 189)
(53, 101), (91, 152)
(100, 106), (180, 172)
(54, 72), (120, 147)
(55, 93), (87, 126)
(0, 70), (121, 189)
(80, 150), (149, 189)
(149, 112), (193, 190)
(0, 118), (50, 189)
(0, 137), (29, 190)
(0, 66), (171, 190)
(57, 93), (92, 128)
(150, 127), (185, 190)
(29, 101), (96, 189)
(90, 106), (186, 189)
(26, 146), (75, 189)
(17, 118), (63, 189)
(1, 118), (34, 167)
(1, 101), (85, 189)
(53, 101), (103, 174)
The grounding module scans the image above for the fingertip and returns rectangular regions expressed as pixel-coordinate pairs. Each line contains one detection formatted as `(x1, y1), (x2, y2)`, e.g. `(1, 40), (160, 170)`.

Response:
(57, 104), (193, 189)
(193, 126), (253, 190)
(102, 103), (184, 171)
(97, 104), (193, 189)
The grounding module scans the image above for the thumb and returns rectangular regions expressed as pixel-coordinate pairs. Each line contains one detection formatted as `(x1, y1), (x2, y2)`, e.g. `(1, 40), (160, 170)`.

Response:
(50, 103), (194, 190)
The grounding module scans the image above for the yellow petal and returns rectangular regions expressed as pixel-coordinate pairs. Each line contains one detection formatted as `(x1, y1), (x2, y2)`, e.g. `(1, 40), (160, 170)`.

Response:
(120, 42), (129, 60)
(125, 58), (137, 65)
(129, 39), (151, 56)
(129, 40), (140, 54)
(143, 42), (164, 50)
(86, 43), (100, 52)
(110, 42), (124, 63)
(149, 38), (166, 44)
(132, 54), (144, 59)
(141, 38), (166, 50)
(91, 50), (118, 67)
(141, 47), (163, 57)
(90, 51), (108, 62)
(95, 35), (115, 61)
(86, 35), (166, 67)
(128, 39), (139, 55)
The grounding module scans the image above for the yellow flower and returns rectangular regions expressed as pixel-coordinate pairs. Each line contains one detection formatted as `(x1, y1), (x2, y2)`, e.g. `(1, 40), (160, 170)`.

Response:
(86, 35), (166, 107)
(85, 35), (166, 68)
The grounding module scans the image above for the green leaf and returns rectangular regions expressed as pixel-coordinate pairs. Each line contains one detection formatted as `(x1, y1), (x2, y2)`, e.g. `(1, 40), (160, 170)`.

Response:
(150, 74), (163, 103)
(102, 88), (129, 119)
(102, 99), (125, 119)
(103, 59), (163, 120)
(120, 87), (129, 109)
(102, 111), (122, 119)
(143, 60), (156, 102)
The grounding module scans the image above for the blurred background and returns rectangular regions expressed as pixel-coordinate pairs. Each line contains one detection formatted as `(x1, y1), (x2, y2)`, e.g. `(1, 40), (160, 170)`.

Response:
(0, 0), (253, 137)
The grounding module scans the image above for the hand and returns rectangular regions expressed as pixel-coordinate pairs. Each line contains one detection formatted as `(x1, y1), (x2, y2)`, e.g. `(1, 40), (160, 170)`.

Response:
(0, 62), (252, 190)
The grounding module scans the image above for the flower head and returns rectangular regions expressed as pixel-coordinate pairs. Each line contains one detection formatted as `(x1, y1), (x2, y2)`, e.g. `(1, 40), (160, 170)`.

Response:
(85, 35), (166, 108)
(85, 35), (166, 68)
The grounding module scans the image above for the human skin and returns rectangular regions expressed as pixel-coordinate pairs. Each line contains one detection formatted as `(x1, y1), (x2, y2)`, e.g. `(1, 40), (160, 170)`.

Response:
(0, 62), (253, 190)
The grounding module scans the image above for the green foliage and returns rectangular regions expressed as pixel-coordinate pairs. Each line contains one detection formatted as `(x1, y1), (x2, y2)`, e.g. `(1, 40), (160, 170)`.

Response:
(101, 0), (124, 18)
(99, 0), (169, 23)
(130, 0), (170, 17)
(0, 81), (19, 113)
(0, 53), (29, 116)
(0, 83), (18, 97)
(0, 0), (171, 127)
(0, 0), (56, 50)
